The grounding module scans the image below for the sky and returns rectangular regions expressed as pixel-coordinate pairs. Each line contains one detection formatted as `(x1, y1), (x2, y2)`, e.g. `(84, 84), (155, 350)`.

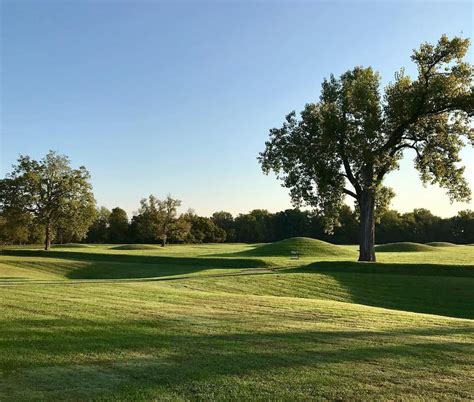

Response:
(1, 0), (473, 218)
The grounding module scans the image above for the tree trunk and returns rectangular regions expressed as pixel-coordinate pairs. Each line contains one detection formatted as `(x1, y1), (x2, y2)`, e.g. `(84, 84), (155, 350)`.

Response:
(161, 235), (167, 247)
(44, 223), (51, 251)
(358, 190), (376, 262)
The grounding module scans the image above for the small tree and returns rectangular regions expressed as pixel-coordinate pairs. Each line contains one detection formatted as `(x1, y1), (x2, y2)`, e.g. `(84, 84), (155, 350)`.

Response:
(0, 151), (96, 250)
(260, 35), (473, 261)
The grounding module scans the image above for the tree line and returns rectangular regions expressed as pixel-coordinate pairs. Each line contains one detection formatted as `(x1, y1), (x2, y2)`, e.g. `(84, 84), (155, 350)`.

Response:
(62, 205), (474, 246)
(0, 151), (473, 249)
(2, 195), (473, 246)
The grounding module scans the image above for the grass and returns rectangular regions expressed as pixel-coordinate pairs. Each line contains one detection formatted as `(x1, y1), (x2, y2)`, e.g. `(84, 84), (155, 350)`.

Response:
(0, 240), (473, 400)
(235, 237), (354, 258)
(52, 243), (93, 248)
(110, 244), (162, 250)
(426, 241), (458, 247)
(375, 242), (436, 252)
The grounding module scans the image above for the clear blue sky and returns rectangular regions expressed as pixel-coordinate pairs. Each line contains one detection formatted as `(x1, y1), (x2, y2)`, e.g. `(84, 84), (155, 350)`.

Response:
(1, 0), (473, 217)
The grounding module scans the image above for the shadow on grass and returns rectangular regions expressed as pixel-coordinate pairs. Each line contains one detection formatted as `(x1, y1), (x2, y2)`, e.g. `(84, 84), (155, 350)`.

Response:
(0, 249), (269, 280)
(0, 318), (472, 399)
(282, 261), (474, 319)
(290, 260), (474, 277)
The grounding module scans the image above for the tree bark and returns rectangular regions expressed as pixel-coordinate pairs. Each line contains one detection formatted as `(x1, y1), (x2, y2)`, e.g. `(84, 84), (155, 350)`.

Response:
(358, 190), (376, 262)
(44, 223), (51, 251)
(161, 235), (167, 247)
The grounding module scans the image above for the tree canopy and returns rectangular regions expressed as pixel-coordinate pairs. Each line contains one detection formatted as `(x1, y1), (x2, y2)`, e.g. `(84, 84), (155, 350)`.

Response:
(259, 35), (473, 261)
(134, 195), (189, 246)
(0, 151), (96, 250)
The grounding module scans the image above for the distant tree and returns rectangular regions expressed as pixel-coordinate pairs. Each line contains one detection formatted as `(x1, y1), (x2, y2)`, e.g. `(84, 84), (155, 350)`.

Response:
(108, 207), (129, 243)
(260, 36), (473, 261)
(0, 151), (96, 250)
(128, 214), (150, 243)
(0, 209), (32, 245)
(234, 209), (271, 243)
(450, 210), (474, 244)
(271, 209), (312, 241)
(211, 211), (236, 242)
(86, 207), (111, 243)
(184, 212), (226, 243)
(401, 208), (441, 243)
(136, 195), (188, 246)
(331, 205), (358, 244)
(375, 210), (406, 244)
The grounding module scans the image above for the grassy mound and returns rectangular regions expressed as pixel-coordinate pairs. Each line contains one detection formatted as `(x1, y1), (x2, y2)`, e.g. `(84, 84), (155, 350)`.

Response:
(425, 242), (457, 247)
(375, 242), (435, 252)
(111, 244), (160, 250)
(52, 243), (92, 248)
(241, 237), (354, 258)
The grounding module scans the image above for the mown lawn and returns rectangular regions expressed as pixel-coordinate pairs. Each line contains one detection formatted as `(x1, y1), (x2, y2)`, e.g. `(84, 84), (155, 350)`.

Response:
(0, 241), (473, 400)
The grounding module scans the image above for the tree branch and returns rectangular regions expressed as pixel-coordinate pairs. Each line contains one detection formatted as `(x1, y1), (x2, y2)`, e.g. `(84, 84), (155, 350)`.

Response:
(343, 188), (358, 199)
(341, 157), (361, 195)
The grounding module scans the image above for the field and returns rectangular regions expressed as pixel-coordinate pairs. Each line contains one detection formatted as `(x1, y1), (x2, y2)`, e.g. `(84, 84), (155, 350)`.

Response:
(1, 238), (473, 400)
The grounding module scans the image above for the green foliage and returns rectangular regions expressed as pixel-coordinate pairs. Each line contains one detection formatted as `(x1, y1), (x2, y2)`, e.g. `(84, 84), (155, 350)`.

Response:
(450, 209), (474, 243)
(259, 36), (473, 260)
(211, 211), (236, 241)
(0, 151), (96, 249)
(184, 212), (226, 243)
(0, 209), (35, 244)
(86, 207), (111, 243)
(234, 209), (272, 243)
(108, 207), (129, 243)
(133, 195), (190, 246)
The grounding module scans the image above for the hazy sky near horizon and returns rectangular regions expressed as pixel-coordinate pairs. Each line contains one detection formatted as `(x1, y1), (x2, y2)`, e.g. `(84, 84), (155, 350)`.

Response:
(1, 0), (473, 218)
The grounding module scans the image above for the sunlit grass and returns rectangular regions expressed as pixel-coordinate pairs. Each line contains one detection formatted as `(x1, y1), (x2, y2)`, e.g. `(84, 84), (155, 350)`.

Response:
(0, 241), (473, 400)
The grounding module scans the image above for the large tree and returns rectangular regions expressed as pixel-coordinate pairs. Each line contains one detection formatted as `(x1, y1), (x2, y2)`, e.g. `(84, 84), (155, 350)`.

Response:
(136, 194), (189, 246)
(0, 151), (96, 250)
(259, 35), (473, 261)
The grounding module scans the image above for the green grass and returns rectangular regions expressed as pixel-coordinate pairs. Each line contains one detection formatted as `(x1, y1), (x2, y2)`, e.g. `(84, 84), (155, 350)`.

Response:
(234, 237), (354, 258)
(0, 241), (473, 400)
(52, 243), (93, 248)
(375, 242), (436, 252)
(426, 241), (458, 247)
(110, 244), (162, 250)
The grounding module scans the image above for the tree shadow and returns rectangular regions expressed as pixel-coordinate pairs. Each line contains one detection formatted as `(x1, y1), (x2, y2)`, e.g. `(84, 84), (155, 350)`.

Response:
(290, 260), (474, 277)
(281, 261), (474, 319)
(1, 318), (472, 400)
(1, 249), (269, 280)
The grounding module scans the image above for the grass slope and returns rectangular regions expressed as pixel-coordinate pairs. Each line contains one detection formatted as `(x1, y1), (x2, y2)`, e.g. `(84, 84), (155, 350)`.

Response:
(0, 241), (473, 400)
(375, 242), (435, 252)
(111, 244), (161, 250)
(426, 242), (458, 247)
(0, 281), (472, 401)
(52, 243), (92, 249)
(239, 237), (354, 258)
